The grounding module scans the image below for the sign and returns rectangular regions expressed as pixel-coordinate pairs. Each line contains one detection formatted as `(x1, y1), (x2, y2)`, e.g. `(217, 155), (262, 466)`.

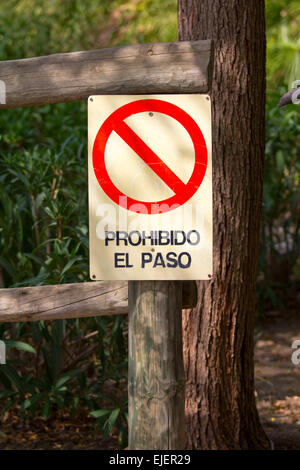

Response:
(88, 95), (212, 280)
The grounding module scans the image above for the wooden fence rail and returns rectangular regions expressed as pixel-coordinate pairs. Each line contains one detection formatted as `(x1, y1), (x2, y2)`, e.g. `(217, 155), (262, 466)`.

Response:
(0, 280), (197, 322)
(0, 40), (213, 108)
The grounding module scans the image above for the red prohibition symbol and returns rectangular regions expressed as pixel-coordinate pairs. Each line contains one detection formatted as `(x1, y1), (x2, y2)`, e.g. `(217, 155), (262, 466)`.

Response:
(92, 99), (208, 214)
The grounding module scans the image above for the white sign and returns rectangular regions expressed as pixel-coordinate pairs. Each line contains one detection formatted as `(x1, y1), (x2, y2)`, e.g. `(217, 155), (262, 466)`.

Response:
(88, 95), (212, 280)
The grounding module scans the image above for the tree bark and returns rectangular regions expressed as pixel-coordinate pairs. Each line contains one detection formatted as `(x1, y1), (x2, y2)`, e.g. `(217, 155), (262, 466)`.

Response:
(178, 0), (270, 449)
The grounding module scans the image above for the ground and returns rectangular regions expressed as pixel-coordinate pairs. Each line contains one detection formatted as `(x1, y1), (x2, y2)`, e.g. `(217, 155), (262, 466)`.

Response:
(0, 413), (118, 450)
(255, 303), (300, 450)
(0, 301), (300, 450)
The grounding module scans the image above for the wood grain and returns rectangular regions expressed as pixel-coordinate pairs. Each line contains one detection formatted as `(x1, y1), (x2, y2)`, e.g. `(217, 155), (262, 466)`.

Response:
(0, 280), (197, 322)
(128, 281), (185, 449)
(0, 40), (213, 109)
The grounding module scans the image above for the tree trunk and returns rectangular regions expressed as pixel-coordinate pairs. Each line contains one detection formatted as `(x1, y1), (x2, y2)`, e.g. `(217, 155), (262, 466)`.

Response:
(178, 0), (270, 449)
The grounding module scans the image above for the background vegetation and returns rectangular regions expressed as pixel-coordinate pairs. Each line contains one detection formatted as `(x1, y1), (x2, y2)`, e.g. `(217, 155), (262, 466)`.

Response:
(0, 0), (299, 447)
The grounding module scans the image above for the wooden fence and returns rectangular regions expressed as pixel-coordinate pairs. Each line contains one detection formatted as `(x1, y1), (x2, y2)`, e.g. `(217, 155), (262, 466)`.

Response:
(0, 39), (213, 450)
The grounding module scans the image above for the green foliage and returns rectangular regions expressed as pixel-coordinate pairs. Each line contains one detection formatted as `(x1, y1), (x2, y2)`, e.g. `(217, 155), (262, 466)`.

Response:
(91, 399), (128, 448)
(0, 0), (177, 61)
(258, 105), (300, 313)
(266, 0), (300, 103)
(0, 313), (128, 439)
(257, 0), (300, 314)
(0, 0), (104, 59)
(97, 0), (177, 46)
(0, 102), (88, 287)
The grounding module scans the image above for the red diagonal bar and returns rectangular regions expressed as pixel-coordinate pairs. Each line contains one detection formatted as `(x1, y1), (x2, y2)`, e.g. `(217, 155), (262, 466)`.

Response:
(113, 119), (187, 194)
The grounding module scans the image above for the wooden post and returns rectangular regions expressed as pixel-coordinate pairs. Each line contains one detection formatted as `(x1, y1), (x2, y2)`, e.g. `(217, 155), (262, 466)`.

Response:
(0, 280), (197, 322)
(128, 281), (185, 450)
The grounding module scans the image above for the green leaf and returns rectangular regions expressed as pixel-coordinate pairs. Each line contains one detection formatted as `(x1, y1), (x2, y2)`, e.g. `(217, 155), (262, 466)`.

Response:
(0, 256), (15, 277)
(4, 340), (36, 354)
(35, 192), (46, 210)
(42, 399), (51, 419)
(24, 253), (48, 268)
(0, 365), (26, 394)
(60, 256), (82, 278)
(90, 409), (111, 419)
(55, 369), (81, 389)
(108, 408), (120, 430)
(21, 393), (43, 411)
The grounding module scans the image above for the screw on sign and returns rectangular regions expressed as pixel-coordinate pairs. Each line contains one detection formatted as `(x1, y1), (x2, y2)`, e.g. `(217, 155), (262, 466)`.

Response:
(88, 95), (212, 280)
(92, 99), (208, 214)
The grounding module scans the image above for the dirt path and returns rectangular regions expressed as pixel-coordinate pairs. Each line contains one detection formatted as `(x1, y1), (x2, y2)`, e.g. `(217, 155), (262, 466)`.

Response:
(0, 412), (119, 450)
(255, 308), (300, 450)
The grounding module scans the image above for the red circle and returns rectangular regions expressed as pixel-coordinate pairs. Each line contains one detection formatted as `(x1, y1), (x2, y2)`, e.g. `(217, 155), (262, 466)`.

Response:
(92, 99), (207, 214)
